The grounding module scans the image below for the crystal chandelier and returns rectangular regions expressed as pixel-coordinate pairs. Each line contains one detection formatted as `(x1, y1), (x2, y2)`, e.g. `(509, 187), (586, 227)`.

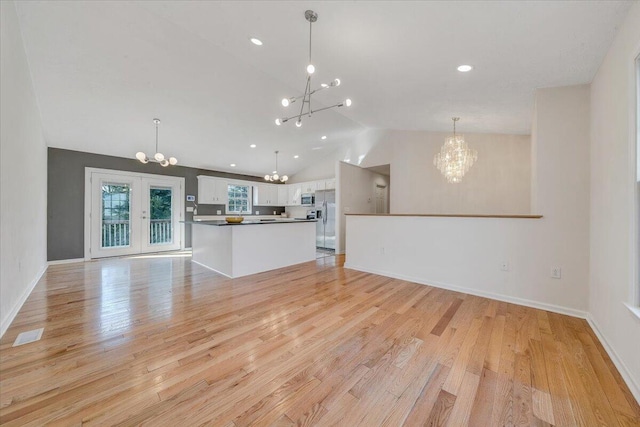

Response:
(264, 151), (288, 182)
(135, 119), (177, 167)
(433, 117), (477, 183)
(275, 10), (351, 127)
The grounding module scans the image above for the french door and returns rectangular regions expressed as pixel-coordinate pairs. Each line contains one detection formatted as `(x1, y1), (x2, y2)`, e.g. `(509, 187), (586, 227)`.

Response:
(86, 169), (184, 259)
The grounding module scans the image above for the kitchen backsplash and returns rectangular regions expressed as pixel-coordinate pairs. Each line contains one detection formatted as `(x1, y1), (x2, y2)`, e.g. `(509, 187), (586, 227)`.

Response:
(196, 204), (285, 216)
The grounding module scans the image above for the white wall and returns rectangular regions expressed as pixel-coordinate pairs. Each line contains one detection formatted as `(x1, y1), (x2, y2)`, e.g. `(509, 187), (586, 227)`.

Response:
(0, 1), (48, 337)
(345, 84), (591, 318)
(336, 162), (389, 253)
(289, 155), (336, 183)
(589, 1), (640, 402)
(346, 215), (587, 316)
(294, 129), (531, 215)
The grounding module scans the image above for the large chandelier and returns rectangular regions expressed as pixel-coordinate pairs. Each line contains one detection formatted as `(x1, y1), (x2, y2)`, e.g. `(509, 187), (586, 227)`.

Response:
(433, 117), (477, 183)
(264, 151), (288, 182)
(275, 10), (351, 128)
(135, 119), (177, 167)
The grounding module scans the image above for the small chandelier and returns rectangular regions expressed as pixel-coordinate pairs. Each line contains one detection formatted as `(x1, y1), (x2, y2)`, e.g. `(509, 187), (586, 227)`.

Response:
(264, 151), (288, 182)
(135, 118), (177, 167)
(274, 10), (352, 128)
(433, 117), (477, 183)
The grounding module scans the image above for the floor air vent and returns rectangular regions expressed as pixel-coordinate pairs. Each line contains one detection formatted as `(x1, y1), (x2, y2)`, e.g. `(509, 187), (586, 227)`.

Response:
(12, 328), (44, 347)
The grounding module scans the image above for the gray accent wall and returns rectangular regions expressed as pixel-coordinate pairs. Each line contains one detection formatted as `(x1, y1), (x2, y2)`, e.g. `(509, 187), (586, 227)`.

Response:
(48, 148), (284, 261)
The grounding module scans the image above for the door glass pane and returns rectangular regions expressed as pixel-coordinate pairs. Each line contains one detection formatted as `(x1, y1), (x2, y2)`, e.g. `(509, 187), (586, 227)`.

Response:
(101, 183), (131, 248)
(149, 186), (172, 245)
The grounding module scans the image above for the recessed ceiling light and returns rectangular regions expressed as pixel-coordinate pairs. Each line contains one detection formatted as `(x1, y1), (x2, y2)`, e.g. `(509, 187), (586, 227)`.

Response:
(321, 135), (327, 140)
(250, 38), (263, 46)
(230, 163), (236, 167)
(457, 65), (473, 72)
(294, 155), (299, 159)
(312, 147), (322, 150)
(249, 144), (256, 148)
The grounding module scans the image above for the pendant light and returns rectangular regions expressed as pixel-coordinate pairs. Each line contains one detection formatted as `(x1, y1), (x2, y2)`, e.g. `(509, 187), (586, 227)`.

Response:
(135, 119), (177, 167)
(264, 151), (288, 182)
(274, 10), (351, 127)
(433, 117), (477, 183)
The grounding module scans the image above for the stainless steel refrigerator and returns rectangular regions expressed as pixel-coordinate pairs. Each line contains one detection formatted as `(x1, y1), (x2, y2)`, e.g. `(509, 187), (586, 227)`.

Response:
(315, 190), (336, 250)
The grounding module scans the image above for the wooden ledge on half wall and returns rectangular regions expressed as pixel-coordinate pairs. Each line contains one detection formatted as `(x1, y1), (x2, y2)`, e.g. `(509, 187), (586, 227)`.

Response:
(344, 213), (544, 219)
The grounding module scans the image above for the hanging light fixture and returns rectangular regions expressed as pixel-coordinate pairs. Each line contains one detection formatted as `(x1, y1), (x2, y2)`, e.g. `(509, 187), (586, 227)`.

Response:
(264, 151), (288, 182)
(433, 117), (477, 183)
(274, 10), (351, 127)
(135, 119), (177, 167)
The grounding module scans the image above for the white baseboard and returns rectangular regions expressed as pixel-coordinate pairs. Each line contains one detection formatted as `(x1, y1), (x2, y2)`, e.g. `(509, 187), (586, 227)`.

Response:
(191, 259), (233, 278)
(343, 262), (588, 319)
(0, 263), (47, 339)
(586, 314), (640, 404)
(47, 258), (85, 266)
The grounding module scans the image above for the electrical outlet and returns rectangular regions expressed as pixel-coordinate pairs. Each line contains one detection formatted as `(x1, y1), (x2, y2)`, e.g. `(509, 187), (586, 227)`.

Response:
(216, 210), (222, 215)
(551, 267), (562, 279)
(186, 206), (194, 212)
(255, 210), (259, 215)
(500, 261), (509, 272)
(186, 195), (195, 202)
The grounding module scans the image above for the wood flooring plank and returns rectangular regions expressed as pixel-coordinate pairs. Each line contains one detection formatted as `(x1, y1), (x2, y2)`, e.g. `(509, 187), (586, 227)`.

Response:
(468, 368), (498, 427)
(424, 389), (457, 427)
(1, 253), (637, 426)
(444, 370), (480, 426)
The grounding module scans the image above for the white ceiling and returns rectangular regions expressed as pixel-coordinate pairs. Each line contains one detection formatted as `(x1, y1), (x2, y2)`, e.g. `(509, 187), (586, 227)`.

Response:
(15, 1), (631, 177)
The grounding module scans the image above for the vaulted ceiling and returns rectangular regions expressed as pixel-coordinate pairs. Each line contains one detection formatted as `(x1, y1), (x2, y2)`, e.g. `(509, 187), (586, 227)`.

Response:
(15, 1), (632, 177)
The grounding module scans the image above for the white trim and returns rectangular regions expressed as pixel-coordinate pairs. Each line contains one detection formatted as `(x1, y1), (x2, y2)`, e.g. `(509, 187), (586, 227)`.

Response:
(343, 262), (588, 319)
(0, 264), (47, 339)
(587, 314), (640, 404)
(84, 167), (92, 261)
(625, 302), (640, 322)
(47, 258), (85, 266)
(630, 49), (640, 307)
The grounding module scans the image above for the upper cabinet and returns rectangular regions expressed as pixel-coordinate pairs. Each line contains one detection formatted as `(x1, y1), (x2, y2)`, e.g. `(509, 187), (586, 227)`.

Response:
(288, 184), (302, 206)
(278, 185), (289, 206)
(253, 183), (279, 206)
(324, 179), (335, 190)
(197, 175), (336, 207)
(300, 181), (317, 194)
(197, 176), (228, 205)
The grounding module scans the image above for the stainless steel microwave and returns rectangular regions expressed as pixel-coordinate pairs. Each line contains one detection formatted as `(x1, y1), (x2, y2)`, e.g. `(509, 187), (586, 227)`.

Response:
(301, 193), (315, 206)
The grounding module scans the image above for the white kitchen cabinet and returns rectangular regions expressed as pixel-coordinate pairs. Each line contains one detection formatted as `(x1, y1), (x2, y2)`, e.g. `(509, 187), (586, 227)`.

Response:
(324, 179), (336, 190)
(197, 176), (216, 204)
(315, 180), (325, 191)
(288, 184), (302, 206)
(197, 176), (228, 204)
(300, 181), (317, 194)
(214, 179), (228, 204)
(254, 183), (278, 206)
(278, 185), (289, 206)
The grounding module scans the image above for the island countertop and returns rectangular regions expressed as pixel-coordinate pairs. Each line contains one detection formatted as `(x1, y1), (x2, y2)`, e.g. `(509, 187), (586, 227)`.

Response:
(183, 218), (317, 226)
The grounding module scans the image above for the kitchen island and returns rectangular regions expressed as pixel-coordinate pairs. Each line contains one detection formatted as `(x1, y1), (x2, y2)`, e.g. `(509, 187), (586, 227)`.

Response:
(185, 219), (316, 278)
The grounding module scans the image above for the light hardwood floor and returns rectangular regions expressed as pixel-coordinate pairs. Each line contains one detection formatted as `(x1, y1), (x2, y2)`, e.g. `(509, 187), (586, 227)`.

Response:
(1, 254), (638, 426)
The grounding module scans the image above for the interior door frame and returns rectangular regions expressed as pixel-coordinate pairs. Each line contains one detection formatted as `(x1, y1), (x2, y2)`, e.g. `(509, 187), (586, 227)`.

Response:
(84, 167), (185, 260)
